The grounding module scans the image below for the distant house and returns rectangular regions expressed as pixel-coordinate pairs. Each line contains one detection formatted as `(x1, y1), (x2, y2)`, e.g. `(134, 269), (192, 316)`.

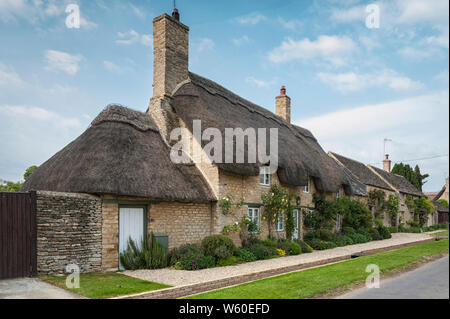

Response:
(328, 152), (430, 227)
(430, 178), (449, 224)
(22, 10), (360, 272)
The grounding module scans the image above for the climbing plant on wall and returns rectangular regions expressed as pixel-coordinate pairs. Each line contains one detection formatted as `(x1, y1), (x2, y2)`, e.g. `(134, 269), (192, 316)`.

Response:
(261, 184), (294, 238)
(386, 194), (400, 226)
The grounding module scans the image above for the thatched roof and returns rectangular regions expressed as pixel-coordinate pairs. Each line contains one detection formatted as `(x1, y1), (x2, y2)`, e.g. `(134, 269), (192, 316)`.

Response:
(329, 152), (394, 191)
(368, 165), (424, 197)
(171, 72), (351, 193)
(433, 185), (446, 201)
(22, 105), (215, 202)
(433, 200), (449, 213)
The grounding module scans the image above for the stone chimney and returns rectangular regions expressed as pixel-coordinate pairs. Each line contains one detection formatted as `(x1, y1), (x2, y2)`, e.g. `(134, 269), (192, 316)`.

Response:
(151, 9), (189, 100)
(383, 154), (391, 172)
(275, 86), (291, 123)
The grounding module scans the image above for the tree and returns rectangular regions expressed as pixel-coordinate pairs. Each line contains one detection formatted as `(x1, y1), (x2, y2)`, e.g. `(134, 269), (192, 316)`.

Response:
(23, 165), (38, 180)
(391, 163), (429, 191)
(0, 165), (38, 192)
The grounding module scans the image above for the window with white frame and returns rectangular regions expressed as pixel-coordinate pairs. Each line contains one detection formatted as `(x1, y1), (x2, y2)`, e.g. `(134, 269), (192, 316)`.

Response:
(304, 177), (310, 193)
(259, 166), (270, 186)
(276, 214), (284, 232)
(336, 190), (340, 199)
(248, 207), (260, 227)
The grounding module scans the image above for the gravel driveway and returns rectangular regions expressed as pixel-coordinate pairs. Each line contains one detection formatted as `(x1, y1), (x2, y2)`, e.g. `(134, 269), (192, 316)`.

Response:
(124, 233), (436, 287)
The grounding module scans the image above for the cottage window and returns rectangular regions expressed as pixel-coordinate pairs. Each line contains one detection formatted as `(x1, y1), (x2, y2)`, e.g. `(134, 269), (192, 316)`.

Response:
(304, 177), (310, 193)
(336, 191), (340, 199)
(248, 207), (260, 227)
(259, 166), (270, 186)
(276, 214), (284, 232)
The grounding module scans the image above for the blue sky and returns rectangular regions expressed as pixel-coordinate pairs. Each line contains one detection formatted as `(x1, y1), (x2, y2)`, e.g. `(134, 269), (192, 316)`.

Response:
(0, 0), (448, 191)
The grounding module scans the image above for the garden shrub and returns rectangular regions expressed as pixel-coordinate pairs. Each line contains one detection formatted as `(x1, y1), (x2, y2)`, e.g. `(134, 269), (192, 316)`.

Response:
(289, 242), (302, 255)
(168, 243), (202, 266)
(296, 240), (313, 253)
(214, 246), (233, 260)
(119, 233), (168, 270)
(348, 233), (371, 244)
(304, 229), (337, 243)
(387, 226), (398, 233)
(234, 248), (257, 263)
(217, 256), (239, 267)
(178, 251), (215, 270)
(201, 235), (236, 260)
(377, 225), (392, 239)
(306, 238), (336, 250)
(261, 238), (277, 248)
(248, 243), (278, 260)
(276, 248), (286, 257)
(342, 235), (354, 246)
(369, 228), (382, 241)
(277, 239), (293, 255)
(342, 226), (355, 235)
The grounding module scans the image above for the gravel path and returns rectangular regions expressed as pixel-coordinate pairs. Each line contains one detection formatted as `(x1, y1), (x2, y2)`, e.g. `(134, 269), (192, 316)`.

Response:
(124, 233), (435, 287)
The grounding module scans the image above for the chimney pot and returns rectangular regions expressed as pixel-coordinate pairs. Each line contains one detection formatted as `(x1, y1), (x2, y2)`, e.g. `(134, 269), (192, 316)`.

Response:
(275, 86), (291, 123)
(172, 8), (180, 21)
(383, 154), (391, 172)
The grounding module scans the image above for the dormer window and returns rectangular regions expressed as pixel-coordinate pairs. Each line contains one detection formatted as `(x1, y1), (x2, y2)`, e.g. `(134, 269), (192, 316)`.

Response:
(304, 177), (310, 193)
(260, 166), (270, 186)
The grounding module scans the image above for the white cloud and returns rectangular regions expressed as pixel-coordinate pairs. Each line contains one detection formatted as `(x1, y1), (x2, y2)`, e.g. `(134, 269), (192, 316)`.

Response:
(295, 91), (449, 191)
(234, 12), (267, 25)
(103, 60), (133, 74)
(330, 5), (366, 23)
(395, 0), (449, 24)
(245, 76), (275, 88)
(268, 35), (357, 66)
(277, 17), (303, 31)
(0, 63), (25, 87)
(0, 105), (81, 128)
(130, 4), (145, 19)
(44, 50), (83, 75)
(196, 38), (215, 52)
(232, 35), (249, 46)
(317, 69), (423, 93)
(296, 91), (447, 140)
(115, 29), (152, 47)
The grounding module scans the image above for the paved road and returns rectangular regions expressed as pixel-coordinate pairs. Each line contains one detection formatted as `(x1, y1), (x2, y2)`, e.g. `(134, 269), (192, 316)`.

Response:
(336, 255), (449, 299)
(0, 278), (83, 299)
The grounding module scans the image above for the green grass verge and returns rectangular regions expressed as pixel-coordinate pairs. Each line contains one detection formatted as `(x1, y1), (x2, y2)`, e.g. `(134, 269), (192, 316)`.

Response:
(433, 231), (449, 237)
(40, 272), (171, 299)
(187, 239), (449, 299)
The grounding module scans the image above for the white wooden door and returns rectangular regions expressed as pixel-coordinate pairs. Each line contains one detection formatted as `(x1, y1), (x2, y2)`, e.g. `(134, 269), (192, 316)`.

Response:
(119, 207), (144, 270)
(292, 209), (299, 240)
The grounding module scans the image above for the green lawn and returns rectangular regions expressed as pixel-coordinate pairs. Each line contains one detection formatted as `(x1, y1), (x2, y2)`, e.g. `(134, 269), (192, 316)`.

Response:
(187, 239), (449, 299)
(41, 272), (171, 299)
(433, 231), (449, 237)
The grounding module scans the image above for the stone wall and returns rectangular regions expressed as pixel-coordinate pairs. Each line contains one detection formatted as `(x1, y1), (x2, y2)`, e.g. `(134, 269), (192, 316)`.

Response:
(36, 191), (102, 275)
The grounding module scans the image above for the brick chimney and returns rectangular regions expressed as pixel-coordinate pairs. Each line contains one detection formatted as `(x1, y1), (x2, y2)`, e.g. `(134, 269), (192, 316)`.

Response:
(151, 9), (189, 100)
(276, 86), (291, 123)
(383, 154), (391, 172)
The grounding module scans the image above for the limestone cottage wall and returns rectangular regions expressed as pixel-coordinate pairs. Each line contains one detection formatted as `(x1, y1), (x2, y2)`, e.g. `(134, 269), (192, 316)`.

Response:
(36, 191), (102, 275)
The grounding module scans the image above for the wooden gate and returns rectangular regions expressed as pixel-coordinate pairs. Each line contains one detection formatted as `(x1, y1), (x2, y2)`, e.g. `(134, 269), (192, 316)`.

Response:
(0, 191), (37, 279)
